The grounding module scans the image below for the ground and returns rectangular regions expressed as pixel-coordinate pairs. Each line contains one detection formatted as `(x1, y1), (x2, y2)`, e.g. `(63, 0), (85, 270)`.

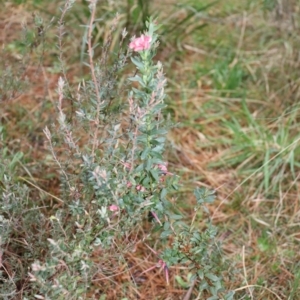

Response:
(1, 0), (300, 299)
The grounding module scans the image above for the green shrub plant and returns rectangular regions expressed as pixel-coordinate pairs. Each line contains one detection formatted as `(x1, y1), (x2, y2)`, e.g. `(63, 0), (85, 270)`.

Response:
(0, 1), (233, 299)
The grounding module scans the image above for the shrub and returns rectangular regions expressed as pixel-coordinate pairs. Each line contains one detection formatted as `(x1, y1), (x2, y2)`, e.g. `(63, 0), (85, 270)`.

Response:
(0, 1), (232, 299)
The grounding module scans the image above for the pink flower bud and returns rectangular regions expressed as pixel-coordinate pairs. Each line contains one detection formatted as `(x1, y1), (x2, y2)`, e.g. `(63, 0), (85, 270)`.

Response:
(109, 205), (119, 212)
(129, 35), (152, 52)
(157, 163), (173, 176)
(157, 163), (168, 173)
(136, 185), (146, 192)
(122, 162), (131, 169)
(127, 181), (133, 188)
(151, 211), (162, 226)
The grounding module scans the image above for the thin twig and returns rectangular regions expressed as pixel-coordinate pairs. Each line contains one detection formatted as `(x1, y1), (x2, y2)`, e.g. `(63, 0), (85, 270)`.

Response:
(182, 279), (196, 300)
(87, 0), (102, 156)
(18, 176), (64, 204)
(43, 126), (71, 191)
(234, 284), (283, 300)
(57, 0), (74, 93)
(242, 245), (253, 299)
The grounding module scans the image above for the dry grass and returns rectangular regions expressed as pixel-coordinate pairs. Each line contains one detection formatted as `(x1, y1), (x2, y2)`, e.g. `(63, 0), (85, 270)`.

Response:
(163, 1), (300, 298)
(1, 0), (300, 299)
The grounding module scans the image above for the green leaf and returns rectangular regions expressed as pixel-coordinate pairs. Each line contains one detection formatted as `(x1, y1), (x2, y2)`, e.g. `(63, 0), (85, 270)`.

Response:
(152, 144), (164, 153)
(205, 272), (219, 282)
(150, 169), (159, 181)
(141, 148), (150, 160)
(145, 158), (153, 171)
(207, 296), (219, 300)
(175, 275), (190, 288)
(224, 291), (235, 300)
(131, 56), (144, 69)
(170, 214), (183, 220)
(160, 230), (172, 238)
(163, 222), (170, 230)
(194, 187), (215, 204)
(9, 151), (23, 171)
(128, 75), (146, 87)
(160, 188), (167, 199)
(142, 176), (150, 186)
(197, 269), (204, 280)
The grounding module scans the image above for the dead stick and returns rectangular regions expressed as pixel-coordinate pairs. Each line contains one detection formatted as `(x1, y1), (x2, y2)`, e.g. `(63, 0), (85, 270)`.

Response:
(182, 280), (196, 300)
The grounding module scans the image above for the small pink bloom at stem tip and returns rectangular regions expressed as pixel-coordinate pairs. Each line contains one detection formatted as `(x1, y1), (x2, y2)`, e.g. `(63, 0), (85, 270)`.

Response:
(157, 164), (168, 173)
(151, 211), (162, 226)
(127, 181), (133, 188)
(136, 185), (146, 192)
(157, 163), (173, 176)
(123, 162), (131, 169)
(109, 205), (119, 212)
(129, 35), (151, 52)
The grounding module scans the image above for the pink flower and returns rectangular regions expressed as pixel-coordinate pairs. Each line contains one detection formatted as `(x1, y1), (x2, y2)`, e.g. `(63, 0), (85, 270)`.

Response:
(157, 163), (168, 173)
(140, 256), (169, 285)
(157, 163), (173, 176)
(151, 211), (162, 226)
(127, 181), (133, 188)
(129, 35), (152, 52)
(122, 162), (131, 170)
(136, 185), (146, 192)
(109, 205), (119, 212)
